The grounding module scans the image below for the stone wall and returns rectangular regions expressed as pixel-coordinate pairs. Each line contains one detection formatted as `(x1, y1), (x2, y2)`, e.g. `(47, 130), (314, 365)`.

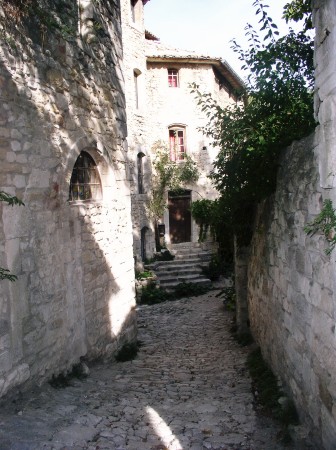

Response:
(0, 0), (136, 397)
(244, 2), (336, 448)
(247, 135), (336, 448)
(120, 0), (156, 264)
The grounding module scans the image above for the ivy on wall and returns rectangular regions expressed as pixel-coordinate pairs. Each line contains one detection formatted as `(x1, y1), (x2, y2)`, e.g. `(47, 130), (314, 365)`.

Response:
(148, 141), (199, 250)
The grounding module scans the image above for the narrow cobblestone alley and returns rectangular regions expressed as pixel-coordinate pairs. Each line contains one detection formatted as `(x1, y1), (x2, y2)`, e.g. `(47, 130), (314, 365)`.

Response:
(0, 291), (308, 450)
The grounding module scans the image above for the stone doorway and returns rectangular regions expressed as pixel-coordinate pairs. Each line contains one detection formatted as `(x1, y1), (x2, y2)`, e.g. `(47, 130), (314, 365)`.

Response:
(168, 190), (191, 243)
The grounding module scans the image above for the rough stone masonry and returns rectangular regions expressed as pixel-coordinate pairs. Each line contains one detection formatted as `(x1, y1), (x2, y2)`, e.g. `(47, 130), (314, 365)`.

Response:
(0, 0), (136, 397)
(238, 2), (336, 448)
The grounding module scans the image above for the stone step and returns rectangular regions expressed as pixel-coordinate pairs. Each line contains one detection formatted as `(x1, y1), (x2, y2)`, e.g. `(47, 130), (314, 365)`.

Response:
(168, 242), (218, 254)
(174, 252), (212, 261)
(149, 242), (215, 291)
(151, 256), (210, 270)
(153, 268), (207, 281)
(156, 265), (203, 275)
(159, 277), (212, 290)
(153, 260), (202, 270)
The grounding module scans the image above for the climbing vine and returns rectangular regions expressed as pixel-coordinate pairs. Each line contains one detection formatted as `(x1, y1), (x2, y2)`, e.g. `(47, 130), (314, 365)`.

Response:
(1, 0), (78, 46)
(190, 199), (216, 242)
(148, 142), (199, 221)
(148, 142), (199, 250)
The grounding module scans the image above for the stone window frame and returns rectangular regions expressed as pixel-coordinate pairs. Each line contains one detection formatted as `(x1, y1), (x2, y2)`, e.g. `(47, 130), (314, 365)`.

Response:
(69, 150), (103, 202)
(168, 69), (179, 88)
(130, 0), (142, 24)
(168, 124), (187, 162)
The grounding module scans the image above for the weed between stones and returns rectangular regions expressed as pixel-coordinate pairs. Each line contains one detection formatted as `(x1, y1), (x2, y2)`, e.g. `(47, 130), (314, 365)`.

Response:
(138, 282), (210, 305)
(48, 362), (89, 388)
(247, 348), (299, 443)
(115, 341), (142, 362)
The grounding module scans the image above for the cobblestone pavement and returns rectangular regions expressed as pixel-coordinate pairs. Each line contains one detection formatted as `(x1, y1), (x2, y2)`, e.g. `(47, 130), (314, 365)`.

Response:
(0, 291), (309, 450)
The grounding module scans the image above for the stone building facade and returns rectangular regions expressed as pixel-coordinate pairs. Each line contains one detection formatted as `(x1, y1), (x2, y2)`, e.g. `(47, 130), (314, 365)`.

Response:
(237, 2), (336, 448)
(120, 0), (153, 264)
(120, 0), (244, 263)
(0, 0), (136, 397)
(145, 41), (243, 249)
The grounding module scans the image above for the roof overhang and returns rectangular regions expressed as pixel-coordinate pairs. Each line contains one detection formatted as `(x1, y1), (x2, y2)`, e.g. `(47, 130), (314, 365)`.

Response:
(146, 56), (244, 91)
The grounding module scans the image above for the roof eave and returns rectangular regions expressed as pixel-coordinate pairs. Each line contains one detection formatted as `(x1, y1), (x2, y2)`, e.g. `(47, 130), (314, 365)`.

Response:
(146, 56), (245, 91)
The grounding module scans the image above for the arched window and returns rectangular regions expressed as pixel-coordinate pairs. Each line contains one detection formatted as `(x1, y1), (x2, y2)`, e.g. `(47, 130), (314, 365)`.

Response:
(168, 69), (179, 87)
(69, 151), (102, 201)
(168, 126), (186, 161)
(137, 152), (145, 194)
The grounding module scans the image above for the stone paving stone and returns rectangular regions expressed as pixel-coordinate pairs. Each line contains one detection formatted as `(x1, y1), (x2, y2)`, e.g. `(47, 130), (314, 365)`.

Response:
(0, 290), (311, 449)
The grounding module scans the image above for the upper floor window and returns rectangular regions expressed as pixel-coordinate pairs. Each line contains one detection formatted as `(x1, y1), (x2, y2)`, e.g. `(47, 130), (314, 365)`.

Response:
(131, 0), (141, 23)
(137, 152), (145, 194)
(168, 69), (179, 88)
(69, 151), (102, 201)
(134, 69), (141, 109)
(169, 127), (186, 161)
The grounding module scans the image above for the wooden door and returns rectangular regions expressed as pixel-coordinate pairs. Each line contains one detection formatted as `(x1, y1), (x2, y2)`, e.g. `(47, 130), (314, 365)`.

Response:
(168, 191), (191, 243)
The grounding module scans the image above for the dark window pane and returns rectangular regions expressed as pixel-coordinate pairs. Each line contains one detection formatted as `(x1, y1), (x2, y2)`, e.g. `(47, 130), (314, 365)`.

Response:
(69, 151), (102, 201)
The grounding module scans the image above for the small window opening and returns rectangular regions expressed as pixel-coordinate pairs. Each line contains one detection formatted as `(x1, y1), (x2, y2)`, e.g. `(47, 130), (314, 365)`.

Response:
(168, 69), (179, 87)
(69, 151), (102, 201)
(131, 0), (141, 23)
(134, 70), (140, 109)
(137, 152), (145, 194)
(141, 226), (148, 261)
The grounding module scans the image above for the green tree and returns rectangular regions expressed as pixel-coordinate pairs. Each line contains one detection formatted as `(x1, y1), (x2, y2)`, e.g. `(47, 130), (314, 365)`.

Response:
(191, 0), (315, 244)
(0, 191), (24, 282)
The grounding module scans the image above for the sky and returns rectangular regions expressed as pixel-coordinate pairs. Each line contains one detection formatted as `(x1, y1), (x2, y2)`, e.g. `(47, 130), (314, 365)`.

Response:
(144, 0), (295, 78)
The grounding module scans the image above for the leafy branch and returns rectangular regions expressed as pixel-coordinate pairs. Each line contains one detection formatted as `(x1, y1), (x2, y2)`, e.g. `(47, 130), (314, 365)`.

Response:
(304, 200), (336, 255)
(0, 191), (24, 206)
(148, 142), (199, 222)
(191, 1), (315, 245)
(190, 199), (217, 242)
(0, 268), (17, 282)
(0, 191), (24, 282)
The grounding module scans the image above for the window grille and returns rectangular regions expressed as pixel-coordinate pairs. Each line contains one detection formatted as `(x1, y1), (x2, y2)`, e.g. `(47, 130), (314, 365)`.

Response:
(69, 151), (102, 201)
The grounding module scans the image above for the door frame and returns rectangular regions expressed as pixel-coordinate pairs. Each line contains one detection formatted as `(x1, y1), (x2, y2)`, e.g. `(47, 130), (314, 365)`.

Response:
(167, 190), (192, 244)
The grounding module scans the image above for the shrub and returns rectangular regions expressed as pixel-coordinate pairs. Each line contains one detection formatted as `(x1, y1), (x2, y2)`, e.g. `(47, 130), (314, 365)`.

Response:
(115, 342), (140, 362)
(139, 284), (171, 305)
(202, 255), (222, 281)
(173, 282), (209, 299)
(247, 348), (299, 427)
(135, 270), (154, 280)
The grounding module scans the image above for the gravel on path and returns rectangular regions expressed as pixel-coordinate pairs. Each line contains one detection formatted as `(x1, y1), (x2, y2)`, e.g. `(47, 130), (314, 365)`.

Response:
(0, 290), (309, 449)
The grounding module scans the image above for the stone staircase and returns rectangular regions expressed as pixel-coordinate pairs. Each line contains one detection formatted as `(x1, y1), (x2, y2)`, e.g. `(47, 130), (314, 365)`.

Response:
(147, 242), (216, 290)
